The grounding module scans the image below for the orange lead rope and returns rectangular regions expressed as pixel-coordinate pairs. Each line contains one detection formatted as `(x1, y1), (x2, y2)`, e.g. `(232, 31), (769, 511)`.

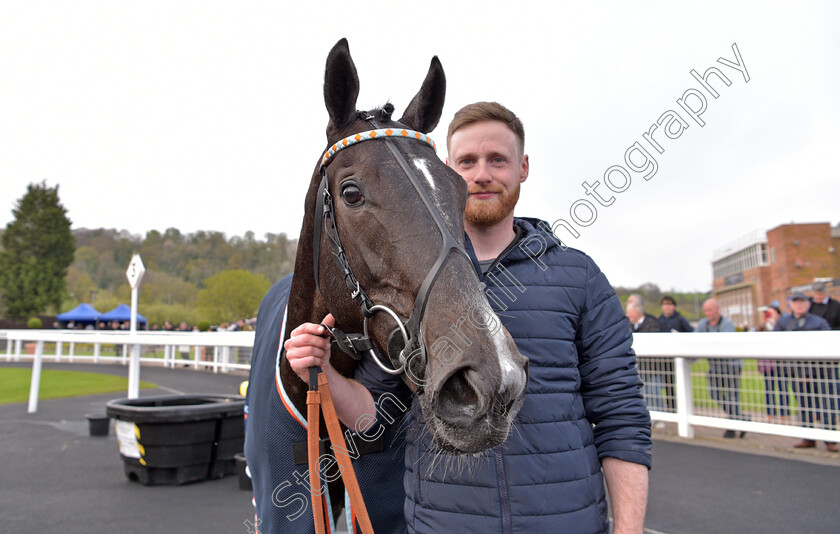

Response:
(307, 369), (374, 533)
(306, 383), (326, 534)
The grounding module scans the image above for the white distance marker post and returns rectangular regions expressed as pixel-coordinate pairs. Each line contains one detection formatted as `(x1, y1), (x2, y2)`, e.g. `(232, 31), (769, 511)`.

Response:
(126, 254), (145, 399)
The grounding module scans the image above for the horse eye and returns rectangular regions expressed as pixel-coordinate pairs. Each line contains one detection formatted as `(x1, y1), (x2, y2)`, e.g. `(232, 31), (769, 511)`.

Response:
(340, 183), (364, 206)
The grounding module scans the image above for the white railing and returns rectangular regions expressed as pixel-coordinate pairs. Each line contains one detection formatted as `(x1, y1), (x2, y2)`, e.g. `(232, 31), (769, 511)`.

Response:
(1, 329), (255, 413)
(4, 329), (840, 445)
(633, 331), (840, 444)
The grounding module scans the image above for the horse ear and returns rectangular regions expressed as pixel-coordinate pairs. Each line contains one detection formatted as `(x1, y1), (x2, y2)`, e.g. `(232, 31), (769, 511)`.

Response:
(324, 38), (360, 134)
(399, 56), (446, 133)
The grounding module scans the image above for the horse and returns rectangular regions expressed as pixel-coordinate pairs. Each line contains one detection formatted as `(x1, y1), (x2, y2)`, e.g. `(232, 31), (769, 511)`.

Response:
(244, 38), (528, 533)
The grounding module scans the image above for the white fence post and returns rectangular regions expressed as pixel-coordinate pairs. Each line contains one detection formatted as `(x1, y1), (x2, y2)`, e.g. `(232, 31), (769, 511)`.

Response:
(27, 340), (45, 414)
(675, 356), (695, 439)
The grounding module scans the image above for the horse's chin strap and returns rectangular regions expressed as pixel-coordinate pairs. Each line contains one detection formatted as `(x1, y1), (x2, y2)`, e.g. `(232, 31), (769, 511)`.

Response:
(306, 370), (374, 534)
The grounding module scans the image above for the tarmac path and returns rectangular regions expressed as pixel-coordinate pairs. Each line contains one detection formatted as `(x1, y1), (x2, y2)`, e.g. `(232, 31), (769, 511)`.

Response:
(646, 439), (840, 533)
(2, 362), (838, 533)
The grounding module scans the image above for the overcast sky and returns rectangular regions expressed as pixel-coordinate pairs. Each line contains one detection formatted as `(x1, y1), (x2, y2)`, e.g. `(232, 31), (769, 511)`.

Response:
(2, 1), (838, 292)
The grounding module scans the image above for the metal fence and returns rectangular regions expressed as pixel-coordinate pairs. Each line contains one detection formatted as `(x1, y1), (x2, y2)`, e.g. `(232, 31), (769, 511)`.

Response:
(634, 331), (840, 443)
(2, 329), (254, 370)
(1, 329), (255, 413)
(4, 329), (840, 444)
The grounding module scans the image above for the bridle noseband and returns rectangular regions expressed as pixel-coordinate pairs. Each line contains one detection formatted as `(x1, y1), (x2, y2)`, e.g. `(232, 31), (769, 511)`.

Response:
(312, 112), (471, 378)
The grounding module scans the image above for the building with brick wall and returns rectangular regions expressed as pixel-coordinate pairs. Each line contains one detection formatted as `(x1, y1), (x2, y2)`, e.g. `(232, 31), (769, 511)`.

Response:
(711, 222), (840, 329)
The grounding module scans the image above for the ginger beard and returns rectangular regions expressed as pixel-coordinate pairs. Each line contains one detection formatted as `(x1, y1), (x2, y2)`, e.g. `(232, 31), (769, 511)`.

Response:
(465, 182), (521, 226)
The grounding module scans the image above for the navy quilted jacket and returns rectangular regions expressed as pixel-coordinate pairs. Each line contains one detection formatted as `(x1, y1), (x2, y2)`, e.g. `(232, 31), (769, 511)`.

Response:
(404, 217), (652, 534)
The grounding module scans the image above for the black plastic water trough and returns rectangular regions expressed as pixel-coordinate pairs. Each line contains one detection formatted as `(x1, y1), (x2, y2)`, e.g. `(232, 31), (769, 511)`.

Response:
(105, 394), (245, 486)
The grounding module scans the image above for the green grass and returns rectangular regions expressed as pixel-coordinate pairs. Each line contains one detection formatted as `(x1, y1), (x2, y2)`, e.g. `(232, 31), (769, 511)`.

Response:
(690, 358), (799, 415)
(0, 368), (157, 405)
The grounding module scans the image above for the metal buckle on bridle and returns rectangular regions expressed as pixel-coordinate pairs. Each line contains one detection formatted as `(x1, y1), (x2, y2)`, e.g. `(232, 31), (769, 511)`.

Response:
(362, 305), (410, 375)
(318, 323), (374, 362)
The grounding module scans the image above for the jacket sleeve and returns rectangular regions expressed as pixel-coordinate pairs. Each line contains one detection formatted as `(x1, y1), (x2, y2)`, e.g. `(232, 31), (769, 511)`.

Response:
(353, 349), (414, 429)
(576, 257), (652, 469)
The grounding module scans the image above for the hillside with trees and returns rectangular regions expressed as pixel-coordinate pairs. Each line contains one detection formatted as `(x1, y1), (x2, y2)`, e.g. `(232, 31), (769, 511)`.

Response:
(1, 222), (711, 327)
(62, 227), (297, 327)
(1, 182), (708, 328)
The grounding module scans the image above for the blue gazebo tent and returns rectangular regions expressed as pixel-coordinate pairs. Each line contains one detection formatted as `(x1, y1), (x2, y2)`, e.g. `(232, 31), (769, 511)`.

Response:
(99, 304), (147, 324)
(56, 303), (101, 324)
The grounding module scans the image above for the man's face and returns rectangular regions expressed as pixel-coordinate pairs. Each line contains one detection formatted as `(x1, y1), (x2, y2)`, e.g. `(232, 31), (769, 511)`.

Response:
(625, 305), (642, 323)
(813, 290), (826, 302)
(447, 120), (529, 227)
(703, 301), (721, 323)
(790, 298), (810, 317)
(661, 301), (675, 317)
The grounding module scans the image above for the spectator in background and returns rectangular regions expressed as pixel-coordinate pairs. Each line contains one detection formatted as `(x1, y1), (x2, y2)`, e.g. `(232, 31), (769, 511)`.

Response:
(809, 281), (840, 451)
(658, 296), (693, 333)
(757, 305), (790, 422)
(627, 293), (644, 309)
(810, 281), (840, 330)
(775, 293), (835, 451)
(657, 295), (691, 414)
(177, 321), (191, 364)
(626, 300), (660, 333)
(758, 305), (789, 422)
(627, 299), (664, 416)
(695, 298), (745, 438)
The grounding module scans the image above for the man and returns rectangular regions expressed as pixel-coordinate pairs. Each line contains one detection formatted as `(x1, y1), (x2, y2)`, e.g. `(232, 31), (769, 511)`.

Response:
(695, 298), (745, 438)
(656, 295), (691, 413)
(626, 300), (665, 415)
(658, 295), (693, 333)
(627, 293), (644, 309)
(810, 281), (840, 330)
(288, 102), (651, 533)
(774, 292), (835, 451)
(626, 300), (660, 333)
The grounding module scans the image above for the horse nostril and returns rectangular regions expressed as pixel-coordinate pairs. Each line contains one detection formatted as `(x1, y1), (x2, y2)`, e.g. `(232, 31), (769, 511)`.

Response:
(497, 360), (527, 416)
(434, 367), (489, 426)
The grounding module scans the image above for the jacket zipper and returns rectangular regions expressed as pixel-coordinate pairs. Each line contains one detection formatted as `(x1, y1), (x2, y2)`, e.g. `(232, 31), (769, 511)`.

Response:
(495, 449), (512, 534)
(483, 227), (524, 278)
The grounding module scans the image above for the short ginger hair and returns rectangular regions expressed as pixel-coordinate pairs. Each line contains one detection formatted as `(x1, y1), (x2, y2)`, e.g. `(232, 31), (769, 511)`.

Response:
(447, 101), (525, 156)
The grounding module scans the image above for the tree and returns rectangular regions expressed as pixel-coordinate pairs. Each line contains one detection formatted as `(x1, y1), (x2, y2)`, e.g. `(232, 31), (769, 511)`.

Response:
(0, 182), (75, 319)
(197, 269), (270, 324)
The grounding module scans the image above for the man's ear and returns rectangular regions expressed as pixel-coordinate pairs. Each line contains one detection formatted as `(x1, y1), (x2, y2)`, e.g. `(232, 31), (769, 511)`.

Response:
(520, 154), (529, 183)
